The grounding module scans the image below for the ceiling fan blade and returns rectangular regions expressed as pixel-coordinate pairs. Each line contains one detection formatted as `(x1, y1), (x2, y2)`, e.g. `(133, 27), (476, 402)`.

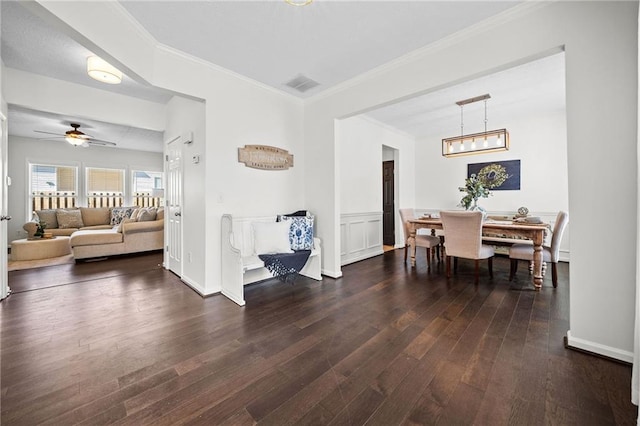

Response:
(87, 139), (117, 146)
(34, 130), (64, 136)
(36, 136), (65, 140)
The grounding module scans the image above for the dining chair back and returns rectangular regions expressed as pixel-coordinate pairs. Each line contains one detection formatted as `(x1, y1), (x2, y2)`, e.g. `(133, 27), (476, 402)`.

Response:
(440, 210), (495, 283)
(509, 210), (569, 287)
(399, 208), (441, 268)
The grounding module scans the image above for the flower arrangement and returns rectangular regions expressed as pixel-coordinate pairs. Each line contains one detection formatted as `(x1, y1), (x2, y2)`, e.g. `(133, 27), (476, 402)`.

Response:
(34, 220), (47, 238)
(459, 174), (491, 210)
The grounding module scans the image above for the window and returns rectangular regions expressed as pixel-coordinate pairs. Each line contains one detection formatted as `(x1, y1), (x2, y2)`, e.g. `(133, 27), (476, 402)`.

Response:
(29, 164), (77, 212)
(132, 170), (164, 207)
(86, 167), (124, 207)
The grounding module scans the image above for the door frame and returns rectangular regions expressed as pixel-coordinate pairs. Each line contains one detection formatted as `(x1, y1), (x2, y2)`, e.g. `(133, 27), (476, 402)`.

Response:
(1, 111), (9, 300)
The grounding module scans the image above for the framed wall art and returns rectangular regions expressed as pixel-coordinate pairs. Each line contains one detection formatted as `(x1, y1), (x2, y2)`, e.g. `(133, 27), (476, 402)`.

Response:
(467, 159), (520, 190)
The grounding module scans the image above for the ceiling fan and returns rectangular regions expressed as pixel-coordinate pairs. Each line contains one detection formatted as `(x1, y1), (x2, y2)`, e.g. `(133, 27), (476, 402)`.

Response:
(35, 123), (117, 147)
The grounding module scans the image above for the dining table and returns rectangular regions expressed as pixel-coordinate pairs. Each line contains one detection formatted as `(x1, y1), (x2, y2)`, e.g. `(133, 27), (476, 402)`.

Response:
(408, 217), (549, 289)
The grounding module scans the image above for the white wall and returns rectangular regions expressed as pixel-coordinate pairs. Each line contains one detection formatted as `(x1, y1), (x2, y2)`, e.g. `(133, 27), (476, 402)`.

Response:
(338, 115), (415, 247)
(305, 1), (638, 361)
(416, 108), (568, 213)
(7, 136), (163, 243)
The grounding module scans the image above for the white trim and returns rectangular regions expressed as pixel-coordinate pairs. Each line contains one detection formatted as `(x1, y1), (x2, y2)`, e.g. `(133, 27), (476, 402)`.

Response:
(321, 269), (342, 279)
(180, 274), (208, 296)
(566, 330), (634, 364)
(340, 211), (384, 266)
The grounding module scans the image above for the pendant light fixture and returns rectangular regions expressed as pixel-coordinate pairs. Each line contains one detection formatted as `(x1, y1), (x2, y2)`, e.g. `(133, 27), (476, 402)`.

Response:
(442, 94), (509, 158)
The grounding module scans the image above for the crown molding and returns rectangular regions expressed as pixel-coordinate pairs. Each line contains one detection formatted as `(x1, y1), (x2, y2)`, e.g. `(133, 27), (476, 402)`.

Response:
(305, 1), (554, 105)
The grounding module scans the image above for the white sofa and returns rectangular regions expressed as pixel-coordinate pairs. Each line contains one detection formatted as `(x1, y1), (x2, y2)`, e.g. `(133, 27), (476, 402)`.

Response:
(221, 214), (322, 306)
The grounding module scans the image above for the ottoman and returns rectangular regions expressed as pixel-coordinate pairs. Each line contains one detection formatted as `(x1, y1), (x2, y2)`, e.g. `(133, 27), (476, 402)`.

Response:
(11, 236), (72, 261)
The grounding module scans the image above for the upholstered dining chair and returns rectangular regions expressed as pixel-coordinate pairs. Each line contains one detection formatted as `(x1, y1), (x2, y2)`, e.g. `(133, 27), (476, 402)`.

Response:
(440, 210), (495, 284)
(399, 208), (441, 269)
(509, 210), (569, 288)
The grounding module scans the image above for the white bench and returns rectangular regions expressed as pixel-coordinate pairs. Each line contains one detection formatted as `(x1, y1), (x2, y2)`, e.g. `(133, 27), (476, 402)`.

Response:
(221, 214), (322, 306)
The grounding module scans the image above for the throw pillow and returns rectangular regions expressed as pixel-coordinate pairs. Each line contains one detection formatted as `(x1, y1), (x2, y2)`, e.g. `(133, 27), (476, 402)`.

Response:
(137, 207), (158, 222)
(80, 207), (111, 226)
(115, 217), (136, 233)
(110, 207), (136, 226)
(281, 215), (314, 250)
(56, 209), (84, 229)
(34, 209), (59, 229)
(252, 221), (293, 255)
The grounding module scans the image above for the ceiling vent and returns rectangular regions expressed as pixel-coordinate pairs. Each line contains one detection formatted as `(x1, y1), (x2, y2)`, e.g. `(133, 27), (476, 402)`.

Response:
(284, 74), (320, 93)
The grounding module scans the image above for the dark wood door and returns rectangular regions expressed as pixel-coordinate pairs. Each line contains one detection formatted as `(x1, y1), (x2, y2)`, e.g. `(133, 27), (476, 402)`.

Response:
(382, 160), (395, 246)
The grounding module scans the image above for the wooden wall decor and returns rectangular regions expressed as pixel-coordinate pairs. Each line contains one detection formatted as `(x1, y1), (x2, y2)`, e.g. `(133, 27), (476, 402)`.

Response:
(238, 145), (294, 170)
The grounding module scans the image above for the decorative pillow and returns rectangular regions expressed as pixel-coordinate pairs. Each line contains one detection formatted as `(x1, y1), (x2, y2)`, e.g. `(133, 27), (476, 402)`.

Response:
(56, 209), (84, 229)
(137, 207), (158, 222)
(281, 215), (314, 250)
(80, 207), (111, 226)
(252, 221), (293, 255)
(114, 217), (136, 233)
(34, 209), (59, 229)
(110, 207), (136, 225)
(156, 208), (165, 221)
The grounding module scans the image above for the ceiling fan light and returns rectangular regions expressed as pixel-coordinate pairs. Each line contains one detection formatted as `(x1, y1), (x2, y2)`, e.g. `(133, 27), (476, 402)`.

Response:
(87, 56), (123, 84)
(285, 0), (313, 5)
(65, 135), (85, 146)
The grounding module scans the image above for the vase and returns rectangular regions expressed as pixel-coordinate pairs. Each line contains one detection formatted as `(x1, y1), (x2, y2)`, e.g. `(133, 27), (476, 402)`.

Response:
(468, 200), (487, 220)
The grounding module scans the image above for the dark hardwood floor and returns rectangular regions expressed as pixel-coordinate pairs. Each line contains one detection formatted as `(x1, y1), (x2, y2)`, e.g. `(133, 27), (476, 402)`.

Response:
(2, 250), (637, 425)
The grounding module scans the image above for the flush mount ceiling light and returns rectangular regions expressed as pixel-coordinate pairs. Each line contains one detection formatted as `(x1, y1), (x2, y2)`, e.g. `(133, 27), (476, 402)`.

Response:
(442, 94), (509, 158)
(285, 0), (313, 6)
(87, 56), (123, 84)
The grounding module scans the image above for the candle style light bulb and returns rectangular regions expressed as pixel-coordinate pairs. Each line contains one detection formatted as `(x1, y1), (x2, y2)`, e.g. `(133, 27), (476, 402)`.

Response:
(460, 141), (465, 151)
(483, 137), (488, 148)
(496, 134), (502, 146)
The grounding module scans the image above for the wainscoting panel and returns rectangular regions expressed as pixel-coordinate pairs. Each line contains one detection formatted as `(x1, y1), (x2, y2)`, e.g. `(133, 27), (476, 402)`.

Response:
(340, 212), (384, 266)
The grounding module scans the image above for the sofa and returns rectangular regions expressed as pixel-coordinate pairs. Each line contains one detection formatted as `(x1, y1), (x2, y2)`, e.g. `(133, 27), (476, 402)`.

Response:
(23, 206), (164, 260)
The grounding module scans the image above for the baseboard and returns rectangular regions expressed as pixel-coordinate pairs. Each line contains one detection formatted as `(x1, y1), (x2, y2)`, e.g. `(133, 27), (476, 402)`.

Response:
(180, 275), (207, 296)
(221, 289), (245, 306)
(322, 268), (343, 279)
(565, 330), (633, 364)
(341, 249), (385, 266)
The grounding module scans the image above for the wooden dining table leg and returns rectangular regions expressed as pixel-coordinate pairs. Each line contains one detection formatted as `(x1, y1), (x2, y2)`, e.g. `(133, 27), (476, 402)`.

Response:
(409, 225), (417, 267)
(532, 229), (544, 289)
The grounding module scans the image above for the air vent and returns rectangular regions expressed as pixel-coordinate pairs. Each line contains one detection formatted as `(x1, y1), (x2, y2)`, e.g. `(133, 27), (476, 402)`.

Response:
(284, 74), (320, 93)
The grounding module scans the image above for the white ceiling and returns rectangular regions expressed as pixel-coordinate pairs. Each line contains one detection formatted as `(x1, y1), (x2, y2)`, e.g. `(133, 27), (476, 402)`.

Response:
(1, 0), (563, 151)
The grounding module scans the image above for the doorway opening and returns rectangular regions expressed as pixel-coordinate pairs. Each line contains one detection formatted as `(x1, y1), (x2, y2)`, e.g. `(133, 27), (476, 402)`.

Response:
(382, 145), (398, 252)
